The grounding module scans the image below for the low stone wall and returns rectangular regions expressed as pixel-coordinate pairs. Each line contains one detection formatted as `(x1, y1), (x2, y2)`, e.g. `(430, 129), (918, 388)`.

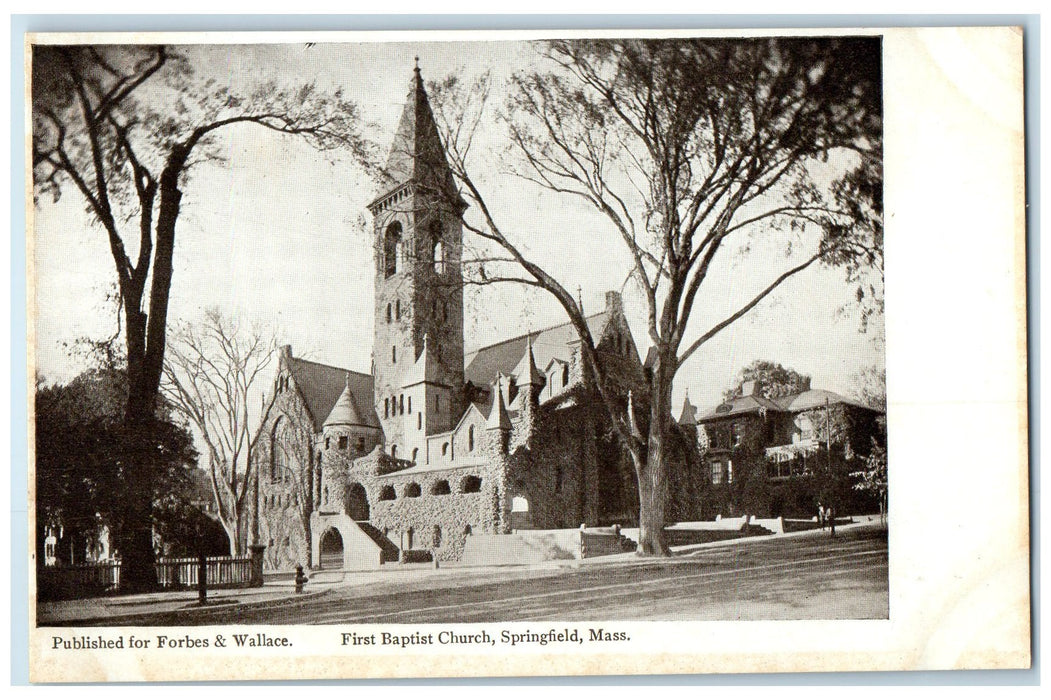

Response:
(461, 530), (580, 566)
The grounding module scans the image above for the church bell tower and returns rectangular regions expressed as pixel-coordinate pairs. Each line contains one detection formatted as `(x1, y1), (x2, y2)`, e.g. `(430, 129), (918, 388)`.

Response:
(367, 61), (466, 454)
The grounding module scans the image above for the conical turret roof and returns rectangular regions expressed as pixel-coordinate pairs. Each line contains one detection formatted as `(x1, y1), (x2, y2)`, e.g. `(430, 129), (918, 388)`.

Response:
(486, 377), (512, 431)
(324, 373), (368, 428)
(678, 390), (698, 426)
(513, 333), (545, 389)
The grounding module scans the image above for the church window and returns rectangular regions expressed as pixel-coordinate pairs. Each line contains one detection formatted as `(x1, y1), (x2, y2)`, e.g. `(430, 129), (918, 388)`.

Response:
(323, 486), (329, 505)
(562, 364), (570, 387)
(270, 420), (287, 483)
(441, 442), (449, 457)
(431, 479), (450, 495)
(391, 444), (398, 459)
(400, 394), (405, 414)
(468, 425), (475, 451)
(358, 436), (365, 452)
(339, 435), (348, 450)
(432, 525), (442, 548)
(392, 346), (397, 363)
(384, 222), (402, 278)
(316, 450), (322, 465)
(386, 303), (392, 323)
(434, 395), (440, 411)
(434, 240), (445, 274)
(418, 413), (422, 430)
(384, 398), (389, 418)
(325, 436), (330, 450)
(395, 299), (401, 320)
(379, 485), (396, 501)
(461, 475), (482, 493)
(405, 482), (421, 498)
(408, 396), (412, 413)
(412, 448), (419, 463)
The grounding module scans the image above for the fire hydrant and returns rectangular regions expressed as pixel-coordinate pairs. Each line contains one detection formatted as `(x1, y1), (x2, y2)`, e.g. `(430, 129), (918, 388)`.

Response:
(294, 565), (308, 594)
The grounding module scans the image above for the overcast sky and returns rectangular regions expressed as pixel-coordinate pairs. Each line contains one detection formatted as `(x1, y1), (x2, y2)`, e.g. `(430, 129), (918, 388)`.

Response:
(31, 38), (884, 412)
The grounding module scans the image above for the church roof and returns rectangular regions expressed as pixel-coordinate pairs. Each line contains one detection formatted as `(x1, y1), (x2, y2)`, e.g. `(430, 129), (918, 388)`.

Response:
(464, 311), (611, 388)
(287, 357), (380, 431)
(323, 374), (370, 428)
(486, 378), (512, 431)
(371, 63), (459, 204)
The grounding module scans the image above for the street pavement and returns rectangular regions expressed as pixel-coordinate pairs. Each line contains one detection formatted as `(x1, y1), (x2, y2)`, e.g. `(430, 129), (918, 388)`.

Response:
(39, 521), (888, 626)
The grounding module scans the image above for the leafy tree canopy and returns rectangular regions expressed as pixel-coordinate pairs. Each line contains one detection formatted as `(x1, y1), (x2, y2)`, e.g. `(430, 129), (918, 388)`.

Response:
(724, 360), (812, 402)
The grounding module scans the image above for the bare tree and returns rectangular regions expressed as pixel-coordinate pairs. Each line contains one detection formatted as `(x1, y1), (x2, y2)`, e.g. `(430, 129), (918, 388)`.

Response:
(429, 38), (883, 555)
(160, 308), (278, 557)
(31, 44), (369, 589)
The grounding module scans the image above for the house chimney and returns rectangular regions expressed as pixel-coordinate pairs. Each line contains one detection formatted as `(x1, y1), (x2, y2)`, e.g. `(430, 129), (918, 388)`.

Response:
(741, 380), (758, 396)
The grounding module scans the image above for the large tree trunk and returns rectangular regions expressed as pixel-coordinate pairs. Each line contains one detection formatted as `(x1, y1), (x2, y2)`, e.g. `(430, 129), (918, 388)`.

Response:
(115, 461), (158, 593)
(634, 360), (674, 557)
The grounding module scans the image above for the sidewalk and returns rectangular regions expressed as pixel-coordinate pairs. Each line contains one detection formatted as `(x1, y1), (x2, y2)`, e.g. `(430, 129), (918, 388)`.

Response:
(37, 517), (886, 625)
(37, 576), (334, 626)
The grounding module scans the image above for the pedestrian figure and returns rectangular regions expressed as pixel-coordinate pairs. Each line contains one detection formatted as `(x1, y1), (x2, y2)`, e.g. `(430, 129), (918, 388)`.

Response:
(817, 502), (824, 530)
(828, 505), (836, 538)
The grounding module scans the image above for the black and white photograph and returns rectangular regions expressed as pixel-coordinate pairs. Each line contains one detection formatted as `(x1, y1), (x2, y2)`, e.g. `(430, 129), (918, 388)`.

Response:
(24, 27), (1027, 681)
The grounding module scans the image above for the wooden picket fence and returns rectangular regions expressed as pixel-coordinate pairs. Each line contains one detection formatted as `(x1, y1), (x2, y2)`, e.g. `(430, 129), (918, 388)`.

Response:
(155, 556), (253, 589)
(38, 555), (254, 600)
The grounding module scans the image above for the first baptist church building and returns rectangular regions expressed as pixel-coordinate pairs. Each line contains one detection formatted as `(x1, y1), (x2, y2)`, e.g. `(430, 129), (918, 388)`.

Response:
(254, 65), (649, 570)
(253, 65), (884, 571)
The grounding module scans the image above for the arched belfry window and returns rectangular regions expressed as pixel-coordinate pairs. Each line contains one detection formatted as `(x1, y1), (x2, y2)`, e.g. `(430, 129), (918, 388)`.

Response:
(429, 220), (444, 274)
(384, 222), (403, 278)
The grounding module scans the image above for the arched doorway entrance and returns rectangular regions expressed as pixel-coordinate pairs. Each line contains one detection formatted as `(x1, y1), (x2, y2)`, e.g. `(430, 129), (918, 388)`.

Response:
(319, 527), (344, 570)
(345, 482), (370, 521)
(511, 495), (533, 530)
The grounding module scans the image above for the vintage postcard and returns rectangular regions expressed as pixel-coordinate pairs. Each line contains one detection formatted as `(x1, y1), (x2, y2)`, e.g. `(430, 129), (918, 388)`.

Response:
(25, 26), (1028, 682)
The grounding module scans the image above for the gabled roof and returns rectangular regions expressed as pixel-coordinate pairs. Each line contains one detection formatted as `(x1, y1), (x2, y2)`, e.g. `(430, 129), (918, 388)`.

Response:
(287, 356), (380, 431)
(464, 311), (611, 388)
(401, 334), (447, 388)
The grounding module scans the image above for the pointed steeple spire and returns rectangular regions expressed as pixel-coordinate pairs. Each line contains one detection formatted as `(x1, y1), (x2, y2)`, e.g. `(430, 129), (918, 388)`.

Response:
(523, 333), (544, 388)
(678, 390), (697, 426)
(379, 60), (458, 194)
(486, 377), (512, 432)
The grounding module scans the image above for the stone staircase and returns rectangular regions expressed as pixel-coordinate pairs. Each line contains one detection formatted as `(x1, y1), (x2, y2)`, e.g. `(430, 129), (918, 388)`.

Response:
(354, 522), (401, 563)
